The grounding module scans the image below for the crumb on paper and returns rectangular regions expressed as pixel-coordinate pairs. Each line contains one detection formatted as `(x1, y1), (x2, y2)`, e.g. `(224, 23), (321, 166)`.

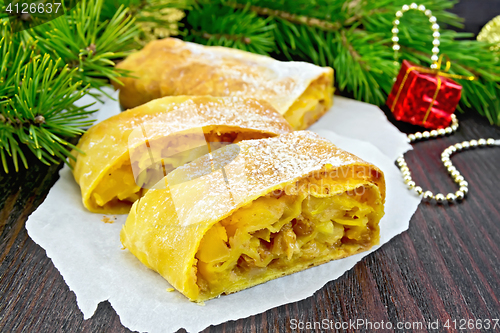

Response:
(102, 215), (117, 224)
(196, 301), (205, 306)
(166, 288), (175, 292)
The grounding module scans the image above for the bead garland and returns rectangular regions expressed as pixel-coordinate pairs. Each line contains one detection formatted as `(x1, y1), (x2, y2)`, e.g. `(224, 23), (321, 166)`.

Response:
(391, 3), (500, 204)
(392, 3), (441, 68)
(396, 114), (500, 204)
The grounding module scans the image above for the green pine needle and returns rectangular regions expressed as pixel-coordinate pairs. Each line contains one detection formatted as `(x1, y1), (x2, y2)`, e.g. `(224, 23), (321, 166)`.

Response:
(32, 0), (139, 95)
(0, 34), (91, 172)
(184, 2), (275, 55)
(0, 0), (139, 173)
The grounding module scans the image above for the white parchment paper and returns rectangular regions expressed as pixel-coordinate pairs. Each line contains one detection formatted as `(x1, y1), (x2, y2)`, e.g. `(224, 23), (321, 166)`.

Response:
(309, 96), (411, 161)
(26, 94), (420, 333)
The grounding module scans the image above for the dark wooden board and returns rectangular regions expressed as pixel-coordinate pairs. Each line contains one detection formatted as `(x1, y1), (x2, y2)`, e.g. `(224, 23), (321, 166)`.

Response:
(1, 108), (499, 333)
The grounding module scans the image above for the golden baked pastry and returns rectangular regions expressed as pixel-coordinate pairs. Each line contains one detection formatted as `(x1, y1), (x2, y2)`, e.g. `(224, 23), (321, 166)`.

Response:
(121, 131), (385, 302)
(113, 38), (334, 130)
(72, 96), (293, 214)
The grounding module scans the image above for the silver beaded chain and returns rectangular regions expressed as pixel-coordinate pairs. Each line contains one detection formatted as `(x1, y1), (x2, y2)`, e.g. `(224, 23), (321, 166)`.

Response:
(396, 114), (500, 204)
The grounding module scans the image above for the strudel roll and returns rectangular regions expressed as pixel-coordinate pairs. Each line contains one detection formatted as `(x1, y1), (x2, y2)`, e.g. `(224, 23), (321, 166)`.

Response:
(113, 38), (334, 130)
(72, 96), (292, 214)
(120, 131), (385, 302)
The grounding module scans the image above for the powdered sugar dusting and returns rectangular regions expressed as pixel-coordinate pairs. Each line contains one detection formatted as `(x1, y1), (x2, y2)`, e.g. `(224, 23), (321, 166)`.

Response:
(74, 96), (292, 204)
(180, 40), (331, 113)
(125, 97), (293, 147)
(119, 38), (332, 114)
(165, 131), (367, 226)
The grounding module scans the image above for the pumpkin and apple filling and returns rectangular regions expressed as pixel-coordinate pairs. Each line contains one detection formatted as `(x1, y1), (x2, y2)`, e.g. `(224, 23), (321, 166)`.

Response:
(195, 180), (382, 300)
(120, 131), (385, 302)
(284, 74), (334, 130)
(88, 130), (273, 214)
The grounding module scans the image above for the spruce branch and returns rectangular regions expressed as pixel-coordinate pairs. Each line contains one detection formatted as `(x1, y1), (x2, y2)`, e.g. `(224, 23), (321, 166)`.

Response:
(31, 0), (139, 97)
(0, 0), (139, 173)
(101, 0), (188, 46)
(225, 1), (343, 31)
(0, 26), (91, 172)
(184, 3), (275, 54)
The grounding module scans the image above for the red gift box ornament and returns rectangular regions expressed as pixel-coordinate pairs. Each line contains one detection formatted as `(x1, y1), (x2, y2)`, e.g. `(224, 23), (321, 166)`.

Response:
(386, 4), (475, 129)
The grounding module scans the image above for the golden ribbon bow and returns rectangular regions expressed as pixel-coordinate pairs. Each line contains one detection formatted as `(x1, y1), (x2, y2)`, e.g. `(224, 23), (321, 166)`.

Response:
(391, 54), (476, 125)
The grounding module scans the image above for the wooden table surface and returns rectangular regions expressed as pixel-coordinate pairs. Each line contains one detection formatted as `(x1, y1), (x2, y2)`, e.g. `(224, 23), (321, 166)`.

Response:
(1, 108), (499, 333)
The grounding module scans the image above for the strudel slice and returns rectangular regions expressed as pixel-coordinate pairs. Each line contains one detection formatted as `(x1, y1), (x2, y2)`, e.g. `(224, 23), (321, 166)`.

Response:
(113, 38), (334, 130)
(72, 96), (292, 214)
